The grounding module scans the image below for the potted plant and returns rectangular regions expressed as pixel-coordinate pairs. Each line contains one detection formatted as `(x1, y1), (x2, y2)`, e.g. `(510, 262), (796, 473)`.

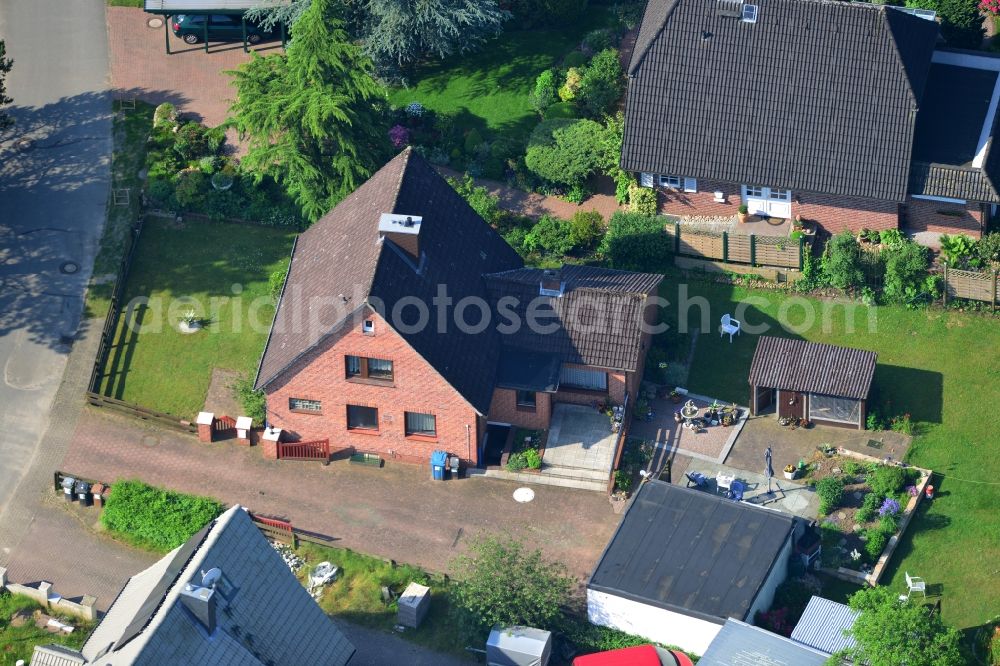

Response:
(783, 464), (797, 480)
(669, 389), (681, 404)
(737, 204), (749, 224)
(179, 309), (201, 333)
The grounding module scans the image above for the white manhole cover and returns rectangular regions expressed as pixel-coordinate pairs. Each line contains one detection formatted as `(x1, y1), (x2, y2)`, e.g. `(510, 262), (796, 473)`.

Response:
(513, 488), (534, 503)
(147, 17), (163, 28)
(59, 261), (79, 275)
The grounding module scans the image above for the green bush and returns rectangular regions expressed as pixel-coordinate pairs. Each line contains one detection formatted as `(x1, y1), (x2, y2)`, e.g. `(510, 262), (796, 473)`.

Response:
(868, 465), (906, 500)
(174, 170), (208, 209)
(823, 231), (864, 290)
(146, 177), (175, 207)
(599, 211), (671, 271)
(525, 214), (575, 256)
(628, 184), (657, 215)
(448, 173), (503, 226)
(816, 476), (844, 515)
(530, 69), (559, 114)
(879, 513), (898, 535)
(578, 49), (624, 117)
(100, 480), (224, 552)
(879, 228), (906, 248)
(883, 241), (929, 303)
(205, 126), (227, 154)
(506, 451), (529, 472)
(864, 527), (888, 560)
(582, 29), (614, 54)
(543, 101), (578, 120)
(173, 122), (211, 162)
(507, 0), (588, 28)
(614, 469), (632, 492)
(503, 226), (531, 256)
(269, 265), (288, 302)
(976, 231), (1000, 263)
(562, 50), (589, 69)
(524, 118), (606, 186)
(856, 491), (881, 523)
(524, 448), (542, 469)
(558, 67), (583, 102)
(463, 128), (485, 155)
(153, 102), (176, 129)
(569, 210), (604, 250)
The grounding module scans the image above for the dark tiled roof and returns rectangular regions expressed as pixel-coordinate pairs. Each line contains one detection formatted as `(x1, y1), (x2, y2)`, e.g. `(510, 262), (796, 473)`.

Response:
(909, 162), (1000, 203)
(748, 336), (876, 399)
(255, 148), (523, 413)
(495, 347), (562, 392)
(588, 481), (797, 623)
(484, 265), (663, 372)
(622, 0), (938, 202)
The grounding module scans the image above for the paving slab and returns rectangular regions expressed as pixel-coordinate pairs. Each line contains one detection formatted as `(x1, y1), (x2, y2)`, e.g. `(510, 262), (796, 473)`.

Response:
(543, 404), (617, 472)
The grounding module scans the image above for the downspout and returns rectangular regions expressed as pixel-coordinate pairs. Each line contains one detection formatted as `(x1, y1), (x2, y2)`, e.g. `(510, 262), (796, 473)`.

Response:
(466, 424), (471, 463)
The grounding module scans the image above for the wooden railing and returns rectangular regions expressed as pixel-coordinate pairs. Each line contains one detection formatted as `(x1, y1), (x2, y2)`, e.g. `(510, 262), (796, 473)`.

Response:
(277, 439), (330, 464)
(85, 392), (197, 434)
(249, 513), (336, 548)
(606, 392), (632, 494)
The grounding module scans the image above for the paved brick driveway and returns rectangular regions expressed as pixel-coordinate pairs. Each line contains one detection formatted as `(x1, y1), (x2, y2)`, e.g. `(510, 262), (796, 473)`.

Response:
(60, 408), (619, 576)
(108, 7), (279, 126)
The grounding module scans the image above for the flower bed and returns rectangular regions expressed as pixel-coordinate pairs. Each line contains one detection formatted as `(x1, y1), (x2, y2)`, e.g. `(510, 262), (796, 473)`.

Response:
(807, 448), (931, 586)
(504, 429), (546, 472)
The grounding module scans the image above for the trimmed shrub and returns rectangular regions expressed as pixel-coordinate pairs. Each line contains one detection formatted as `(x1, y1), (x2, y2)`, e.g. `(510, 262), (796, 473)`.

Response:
(448, 173), (503, 226)
(530, 69), (559, 113)
(864, 527), (888, 560)
(464, 128), (485, 155)
(524, 214), (575, 256)
(855, 491), (881, 523)
(524, 118), (606, 186)
(578, 49), (624, 117)
(868, 465), (907, 500)
(558, 67), (583, 102)
(173, 122), (211, 162)
(822, 231), (865, 290)
(569, 210), (604, 250)
(883, 240), (930, 303)
(599, 211), (671, 271)
(173, 169), (208, 209)
(816, 476), (844, 515)
(562, 50), (589, 69)
(582, 29), (613, 54)
(628, 184), (658, 215)
(100, 480), (224, 552)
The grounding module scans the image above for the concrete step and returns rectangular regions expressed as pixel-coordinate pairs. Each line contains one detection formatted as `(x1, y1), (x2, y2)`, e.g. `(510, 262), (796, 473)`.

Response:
(541, 463), (611, 482)
(482, 468), (608, 492)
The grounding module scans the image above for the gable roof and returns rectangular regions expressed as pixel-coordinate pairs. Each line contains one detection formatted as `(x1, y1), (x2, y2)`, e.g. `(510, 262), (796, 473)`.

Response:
(748, 336), (876, 399)
(699, 619), (829, 665)
(254, 148), (523, 413)
(58, 506), (354, 666)
(587, 481), (796, 623)
(790, 595), (859, 656)
(484, 265), (662, 372)
(622, 0), (939, 202)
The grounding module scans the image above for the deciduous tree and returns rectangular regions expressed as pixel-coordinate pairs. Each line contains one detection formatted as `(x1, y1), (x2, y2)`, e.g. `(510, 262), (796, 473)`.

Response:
(0, 41), (14, 132)
(229, 0), (389, 221)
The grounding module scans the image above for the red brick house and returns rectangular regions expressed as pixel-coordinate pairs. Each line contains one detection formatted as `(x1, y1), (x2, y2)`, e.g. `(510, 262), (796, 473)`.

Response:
(623, 0), (1000, 240)
(254, 149), (662, 467)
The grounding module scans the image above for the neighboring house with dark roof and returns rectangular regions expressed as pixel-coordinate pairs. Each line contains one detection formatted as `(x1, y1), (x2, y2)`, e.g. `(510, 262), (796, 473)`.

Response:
(698, 618), (829, 665)
(623, 0), (997, 239)
(790, 595), (860, 656)
(255, 148), (662, 467)
(748, 336), (877, 429)
(30, 506), (354, 666)
(587, 480), (802, 655)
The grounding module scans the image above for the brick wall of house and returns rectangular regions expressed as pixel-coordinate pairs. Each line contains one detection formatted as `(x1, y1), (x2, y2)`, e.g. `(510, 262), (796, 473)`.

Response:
(903, 197), (985, 238)
(554, 365), (627, 407)
(648, 178), (900, 236)
(264, 310), (482, 466)
(486, 388), (552, 430)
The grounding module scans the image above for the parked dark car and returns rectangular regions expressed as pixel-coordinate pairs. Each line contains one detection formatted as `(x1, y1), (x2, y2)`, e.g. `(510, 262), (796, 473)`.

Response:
(171, 14), (276, 45)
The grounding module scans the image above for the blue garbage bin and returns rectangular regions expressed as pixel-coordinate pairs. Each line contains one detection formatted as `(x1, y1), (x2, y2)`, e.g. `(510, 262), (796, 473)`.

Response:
(431, 450), (448, 481)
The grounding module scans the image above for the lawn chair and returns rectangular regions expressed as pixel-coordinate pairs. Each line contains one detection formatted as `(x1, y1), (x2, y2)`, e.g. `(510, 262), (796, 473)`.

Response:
(720, 314), (741, 342)
(905, 572), (926, 598)
(685, 472), (707, 488)
(728, 480), (745, 502)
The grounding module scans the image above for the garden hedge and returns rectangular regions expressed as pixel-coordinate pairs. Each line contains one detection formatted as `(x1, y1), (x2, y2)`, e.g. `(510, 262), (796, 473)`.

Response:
(100, 480), (224, 552)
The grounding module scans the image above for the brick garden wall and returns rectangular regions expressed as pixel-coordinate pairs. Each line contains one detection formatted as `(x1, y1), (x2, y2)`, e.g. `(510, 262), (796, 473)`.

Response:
(265, 310), (482, 466)
(903, 197), (985, 238)
(651, 179), (900, 236)
(487, 388), (552, 430)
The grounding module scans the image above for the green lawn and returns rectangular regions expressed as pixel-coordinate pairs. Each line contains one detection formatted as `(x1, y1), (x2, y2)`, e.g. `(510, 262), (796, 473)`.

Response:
(659, 272), (1000, 633)
(97, 217), (295, 418)
(0, 592), (93, 666)
(387, 11), (613, 144)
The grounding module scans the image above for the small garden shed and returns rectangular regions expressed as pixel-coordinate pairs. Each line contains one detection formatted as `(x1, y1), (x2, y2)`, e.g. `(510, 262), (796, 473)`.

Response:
(748, 337), (876, 430)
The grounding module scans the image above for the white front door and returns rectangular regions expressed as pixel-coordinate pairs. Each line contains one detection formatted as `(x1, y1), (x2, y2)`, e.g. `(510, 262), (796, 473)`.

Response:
(742, 186), (792, 219)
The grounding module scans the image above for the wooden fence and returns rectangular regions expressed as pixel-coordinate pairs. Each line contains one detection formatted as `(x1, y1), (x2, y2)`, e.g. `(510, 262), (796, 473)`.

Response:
(664, 223), (804, 269)
(942, 266), (999, 309)
(606, 392), (632, 494)
(249, 513), (335, 548)
(85, 392), (197, 434)
(277, 439), (331, 464)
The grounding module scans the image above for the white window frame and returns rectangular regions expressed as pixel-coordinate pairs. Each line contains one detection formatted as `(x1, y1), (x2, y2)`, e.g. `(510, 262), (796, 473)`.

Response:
(362, 319), (375, 334)
(639, 172), (654, 188)
(660, 174), (682, 189)
(683, 177), (698, 193)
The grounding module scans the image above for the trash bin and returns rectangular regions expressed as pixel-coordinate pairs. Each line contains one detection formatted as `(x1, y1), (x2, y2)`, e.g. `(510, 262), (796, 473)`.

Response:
(61, 477), (76, 502)
(75, 480), (92, 507)
(430, 450), (448, 481)
(449, 456), (460, 479)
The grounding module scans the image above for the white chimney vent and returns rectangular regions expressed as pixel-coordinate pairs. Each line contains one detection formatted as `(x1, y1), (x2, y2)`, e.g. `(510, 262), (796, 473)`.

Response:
(378, 213), (422, 235)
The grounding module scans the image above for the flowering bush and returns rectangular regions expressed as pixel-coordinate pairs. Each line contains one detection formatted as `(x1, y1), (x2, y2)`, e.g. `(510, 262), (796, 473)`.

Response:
(405, 101), (425, 117)
(906, 485), (919, 497)
(755, 607), (794, 636)
(982, 0), (1000, 15)
(878, 497), (901, 518)
(388, 124), (410, 149)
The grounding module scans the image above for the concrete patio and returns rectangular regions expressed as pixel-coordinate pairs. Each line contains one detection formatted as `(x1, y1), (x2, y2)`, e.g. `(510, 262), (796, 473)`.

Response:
(630, 394), (747, 464)
(672, 214), (792, 237)
(679, 460), (820, 520)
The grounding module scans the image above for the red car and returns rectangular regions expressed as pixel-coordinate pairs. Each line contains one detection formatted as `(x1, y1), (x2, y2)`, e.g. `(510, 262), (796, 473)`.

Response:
(572, 644), (695, 666)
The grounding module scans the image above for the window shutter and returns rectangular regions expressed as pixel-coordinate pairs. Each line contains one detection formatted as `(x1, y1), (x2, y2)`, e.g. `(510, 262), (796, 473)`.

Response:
(640, 172), (654, 188)
(683, 177), (697, 193)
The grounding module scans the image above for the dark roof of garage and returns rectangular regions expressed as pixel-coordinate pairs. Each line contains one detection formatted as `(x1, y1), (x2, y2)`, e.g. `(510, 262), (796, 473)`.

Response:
(495, 347), (562, 393)
(587, 481), (796, 624)
(748, 336), (877, 400)
(621, 0), (939, 202)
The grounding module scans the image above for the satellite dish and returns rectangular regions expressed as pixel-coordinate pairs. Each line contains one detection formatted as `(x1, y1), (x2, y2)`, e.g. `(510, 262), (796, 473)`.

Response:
(201, 568), (223, 588)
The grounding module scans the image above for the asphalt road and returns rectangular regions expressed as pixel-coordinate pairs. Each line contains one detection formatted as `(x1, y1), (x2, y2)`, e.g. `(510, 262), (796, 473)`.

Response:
(0, 1), (111, 542)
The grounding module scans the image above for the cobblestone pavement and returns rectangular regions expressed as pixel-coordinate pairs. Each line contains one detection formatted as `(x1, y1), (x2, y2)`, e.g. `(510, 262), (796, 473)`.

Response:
(60, 409), (619, 581)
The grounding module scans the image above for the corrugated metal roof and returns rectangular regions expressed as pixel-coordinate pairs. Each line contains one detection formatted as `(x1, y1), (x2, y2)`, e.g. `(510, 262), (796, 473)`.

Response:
(790, 596), (859, 656)
(748, 337), (876, 400)
(29, 645), (86, 666)
(699, 619), (829, 665)
(144, 0), (287, 11)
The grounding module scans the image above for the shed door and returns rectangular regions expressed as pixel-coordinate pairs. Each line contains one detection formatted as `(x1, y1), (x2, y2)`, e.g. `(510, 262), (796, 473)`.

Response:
(778, 390), (805, 420)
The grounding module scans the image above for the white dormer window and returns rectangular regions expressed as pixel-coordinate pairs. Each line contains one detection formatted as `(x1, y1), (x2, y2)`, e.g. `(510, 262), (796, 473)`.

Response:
(742, 4), (758, 22)
(362, 319), (375, 335)
(640, 172), (654, 188)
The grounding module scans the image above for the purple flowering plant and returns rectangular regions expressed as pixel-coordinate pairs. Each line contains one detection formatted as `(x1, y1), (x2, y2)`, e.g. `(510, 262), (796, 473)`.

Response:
(388, 124), (410, 149)
(878, 497), (900, 517)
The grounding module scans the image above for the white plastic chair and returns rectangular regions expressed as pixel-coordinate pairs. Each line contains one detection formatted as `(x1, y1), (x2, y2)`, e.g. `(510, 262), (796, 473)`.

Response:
(905, 572), (926, 598)
(720, 314), (741, 342)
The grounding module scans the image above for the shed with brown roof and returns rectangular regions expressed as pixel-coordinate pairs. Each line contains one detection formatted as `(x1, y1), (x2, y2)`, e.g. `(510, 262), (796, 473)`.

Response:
(748, 336), (876, 429)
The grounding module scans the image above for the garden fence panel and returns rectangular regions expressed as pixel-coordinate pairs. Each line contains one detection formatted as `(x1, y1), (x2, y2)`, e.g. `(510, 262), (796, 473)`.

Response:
(753, 235), (801, 269)
(727, 234), (752, 263)
(859, 248), (886, 290)
(677, 227), (725, 261)
(943, 267), (997, 307)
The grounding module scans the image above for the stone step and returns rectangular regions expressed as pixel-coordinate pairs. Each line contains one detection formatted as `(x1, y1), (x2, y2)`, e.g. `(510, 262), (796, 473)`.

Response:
(482, 468), (608, 492)
(541, 463), (611, 482)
